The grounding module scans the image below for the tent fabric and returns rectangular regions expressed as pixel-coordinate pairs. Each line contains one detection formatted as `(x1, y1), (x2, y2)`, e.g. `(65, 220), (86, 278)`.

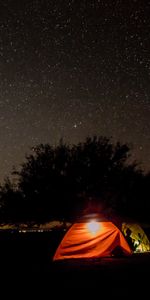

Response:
(53, 220), (132, 260)
(122, 223), (150, 252)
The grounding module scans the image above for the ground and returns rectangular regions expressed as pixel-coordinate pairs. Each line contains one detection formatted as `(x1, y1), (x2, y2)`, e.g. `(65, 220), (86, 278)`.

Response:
(0, 229), (150, 296)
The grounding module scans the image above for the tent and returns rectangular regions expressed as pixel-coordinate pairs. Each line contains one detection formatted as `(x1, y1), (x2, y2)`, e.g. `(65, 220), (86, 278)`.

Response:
(53, 214), (132, 260)
(122, 222), (150, 253)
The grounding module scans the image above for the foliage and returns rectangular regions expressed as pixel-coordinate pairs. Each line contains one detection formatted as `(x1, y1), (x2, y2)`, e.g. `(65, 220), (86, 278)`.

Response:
(0, 136), (149, 223)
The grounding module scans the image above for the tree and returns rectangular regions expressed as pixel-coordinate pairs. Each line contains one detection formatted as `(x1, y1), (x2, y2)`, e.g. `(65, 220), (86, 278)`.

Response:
(0, 177), (23, 224)
(0, 136), (148, 223)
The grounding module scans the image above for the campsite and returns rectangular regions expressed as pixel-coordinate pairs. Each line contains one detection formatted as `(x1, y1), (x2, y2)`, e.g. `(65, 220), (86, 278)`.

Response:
(0, 1), (150, 297)
(1, 220), (150, 296)
(1, 139), (150, 296)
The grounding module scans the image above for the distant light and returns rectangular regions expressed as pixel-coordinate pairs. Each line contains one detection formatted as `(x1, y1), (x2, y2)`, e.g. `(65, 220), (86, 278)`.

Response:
(19, 230), (26, 233)
(87, 220), (100, 235)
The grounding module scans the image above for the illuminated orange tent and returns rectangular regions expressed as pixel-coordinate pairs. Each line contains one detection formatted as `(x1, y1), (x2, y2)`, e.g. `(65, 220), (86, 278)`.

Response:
(53, 214), (132, 260)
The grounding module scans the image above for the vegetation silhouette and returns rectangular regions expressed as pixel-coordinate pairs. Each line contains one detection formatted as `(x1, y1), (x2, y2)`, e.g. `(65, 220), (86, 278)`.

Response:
(0, 135), (149, 224)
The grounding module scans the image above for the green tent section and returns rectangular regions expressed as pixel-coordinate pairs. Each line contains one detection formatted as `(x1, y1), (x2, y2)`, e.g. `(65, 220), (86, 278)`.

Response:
(122, 222), (150, 253)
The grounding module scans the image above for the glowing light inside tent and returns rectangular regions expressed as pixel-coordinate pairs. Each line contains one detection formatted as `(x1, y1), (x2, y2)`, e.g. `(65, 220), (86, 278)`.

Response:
(87, 220), (100, 235)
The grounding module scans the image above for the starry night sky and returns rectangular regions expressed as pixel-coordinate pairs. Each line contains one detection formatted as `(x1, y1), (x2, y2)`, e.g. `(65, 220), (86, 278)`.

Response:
(0, 0), (150, 182)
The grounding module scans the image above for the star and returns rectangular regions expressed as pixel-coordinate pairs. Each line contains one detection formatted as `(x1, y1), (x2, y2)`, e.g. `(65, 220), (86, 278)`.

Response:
(0, 0), (149, 182)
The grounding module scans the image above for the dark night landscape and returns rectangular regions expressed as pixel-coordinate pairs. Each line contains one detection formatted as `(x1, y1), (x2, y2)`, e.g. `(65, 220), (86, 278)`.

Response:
(1, 227), (150, 296)
(0, 0), (150, 296)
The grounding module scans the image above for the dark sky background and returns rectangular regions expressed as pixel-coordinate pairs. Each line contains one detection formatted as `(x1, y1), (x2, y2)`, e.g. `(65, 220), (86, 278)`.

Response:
(0, 0), (150, 182)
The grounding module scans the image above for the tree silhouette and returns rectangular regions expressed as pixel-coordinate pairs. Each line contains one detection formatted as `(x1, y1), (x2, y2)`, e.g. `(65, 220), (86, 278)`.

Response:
(0, 177), (23, 224)
(0, 135), (149, 224)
